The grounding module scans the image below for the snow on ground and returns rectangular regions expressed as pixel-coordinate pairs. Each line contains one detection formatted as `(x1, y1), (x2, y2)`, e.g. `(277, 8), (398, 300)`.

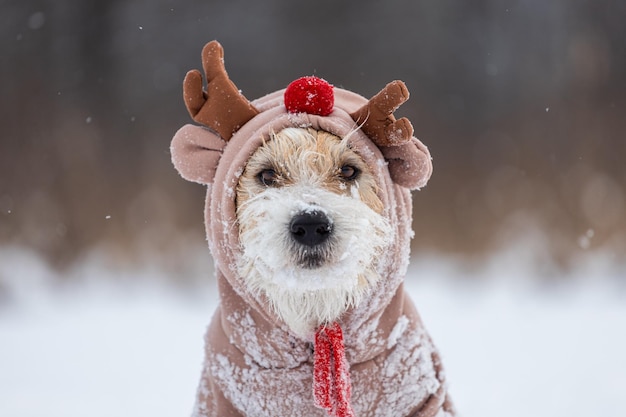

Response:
(1, 244), (625, 417)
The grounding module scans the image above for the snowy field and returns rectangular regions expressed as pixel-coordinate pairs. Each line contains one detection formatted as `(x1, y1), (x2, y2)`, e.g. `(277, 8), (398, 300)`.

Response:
(1, 244), (625, 417)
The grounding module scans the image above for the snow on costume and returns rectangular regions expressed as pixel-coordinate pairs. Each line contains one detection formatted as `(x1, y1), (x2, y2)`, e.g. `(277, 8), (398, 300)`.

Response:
(171, 41), (455, 417)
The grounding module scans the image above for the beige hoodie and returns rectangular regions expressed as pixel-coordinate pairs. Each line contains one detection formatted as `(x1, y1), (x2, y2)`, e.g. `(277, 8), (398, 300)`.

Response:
(171, 41), (454, 417)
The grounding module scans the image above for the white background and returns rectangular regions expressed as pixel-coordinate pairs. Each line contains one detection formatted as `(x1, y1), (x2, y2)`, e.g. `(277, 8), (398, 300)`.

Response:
(1, 245), (625, 417)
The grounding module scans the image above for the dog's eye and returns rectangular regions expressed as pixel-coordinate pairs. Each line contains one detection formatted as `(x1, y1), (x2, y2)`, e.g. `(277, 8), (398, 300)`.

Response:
(339, 165), (359, 181)
(258, 169), (278, 186)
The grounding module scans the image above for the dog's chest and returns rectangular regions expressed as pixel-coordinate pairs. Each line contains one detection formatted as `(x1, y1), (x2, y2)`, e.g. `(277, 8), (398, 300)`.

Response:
(209, 311), (442, 417)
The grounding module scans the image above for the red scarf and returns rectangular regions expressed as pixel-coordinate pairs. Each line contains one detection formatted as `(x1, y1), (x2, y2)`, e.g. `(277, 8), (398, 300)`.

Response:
(314, 322), (355, 417)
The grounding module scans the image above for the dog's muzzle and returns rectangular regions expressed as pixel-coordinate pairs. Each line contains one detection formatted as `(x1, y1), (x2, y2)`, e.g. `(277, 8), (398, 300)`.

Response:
(289, 210), (332, 247)
(288, 210), (334, 269)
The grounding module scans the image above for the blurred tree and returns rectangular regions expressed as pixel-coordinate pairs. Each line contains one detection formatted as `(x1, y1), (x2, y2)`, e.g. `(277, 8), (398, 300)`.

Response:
(1, 0), (624, 269)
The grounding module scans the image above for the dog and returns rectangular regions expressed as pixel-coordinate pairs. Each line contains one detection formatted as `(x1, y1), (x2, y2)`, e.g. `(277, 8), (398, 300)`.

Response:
(171, 41), (455, 417)
(236, 127), (391, 338)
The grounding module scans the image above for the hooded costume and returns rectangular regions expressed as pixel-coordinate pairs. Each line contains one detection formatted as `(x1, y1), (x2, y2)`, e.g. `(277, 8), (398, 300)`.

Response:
(171, 41), (454, 417)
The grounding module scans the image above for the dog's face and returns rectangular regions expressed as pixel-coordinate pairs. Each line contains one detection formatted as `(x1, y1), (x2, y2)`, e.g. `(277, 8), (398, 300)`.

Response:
(235, 127), (392, 337)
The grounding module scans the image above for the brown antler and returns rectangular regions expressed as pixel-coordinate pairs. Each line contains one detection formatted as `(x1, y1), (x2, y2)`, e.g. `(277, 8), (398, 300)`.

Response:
(184, 41), (259, 140)
(350, 80), (414, 147)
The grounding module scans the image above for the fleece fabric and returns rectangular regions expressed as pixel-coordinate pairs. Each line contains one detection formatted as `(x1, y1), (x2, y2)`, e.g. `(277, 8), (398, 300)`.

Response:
(172, 76), (454, 417)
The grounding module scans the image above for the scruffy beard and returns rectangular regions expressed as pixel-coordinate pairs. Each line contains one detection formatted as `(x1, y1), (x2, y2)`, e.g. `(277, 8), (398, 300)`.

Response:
(237, 186), (392, 338)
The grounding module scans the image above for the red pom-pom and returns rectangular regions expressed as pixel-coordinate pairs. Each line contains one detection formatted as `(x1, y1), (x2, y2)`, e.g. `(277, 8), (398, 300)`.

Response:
(284, 76), (334, 116)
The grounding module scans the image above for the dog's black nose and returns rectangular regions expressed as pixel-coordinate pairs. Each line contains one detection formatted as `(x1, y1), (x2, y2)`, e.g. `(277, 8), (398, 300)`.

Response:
(289, 211), (332, 246)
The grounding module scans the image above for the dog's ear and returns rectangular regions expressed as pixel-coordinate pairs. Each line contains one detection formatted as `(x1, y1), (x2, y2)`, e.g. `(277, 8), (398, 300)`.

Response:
(350, 81), (433, 189)
(380, 137), (433, 190)
(172, 41), (258, 185)
(171, 124), (226, 185)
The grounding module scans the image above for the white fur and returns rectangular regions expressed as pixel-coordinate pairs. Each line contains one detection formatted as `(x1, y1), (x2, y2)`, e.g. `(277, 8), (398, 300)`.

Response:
(237, 184), (392, 338)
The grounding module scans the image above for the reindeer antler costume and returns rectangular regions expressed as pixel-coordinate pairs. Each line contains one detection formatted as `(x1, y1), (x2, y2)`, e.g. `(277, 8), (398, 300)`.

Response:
(171, 41), (454, 417)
